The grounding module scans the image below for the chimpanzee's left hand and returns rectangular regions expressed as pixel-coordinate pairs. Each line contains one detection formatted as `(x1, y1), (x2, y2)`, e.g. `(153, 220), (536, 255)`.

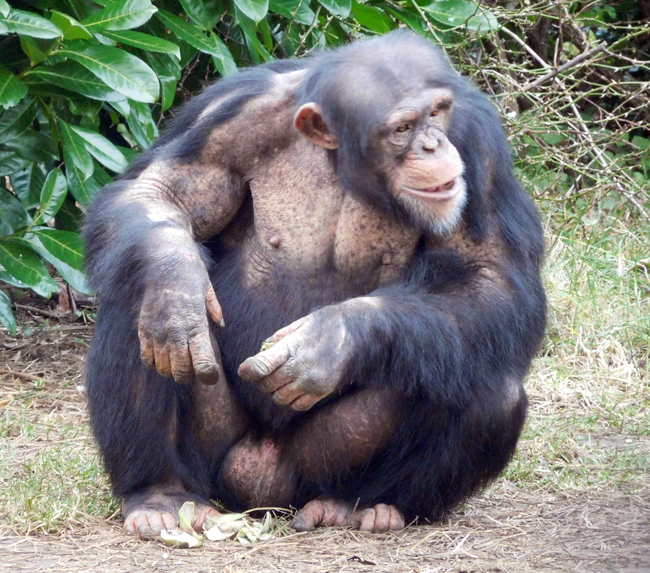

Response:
(237, 307), (355, 411)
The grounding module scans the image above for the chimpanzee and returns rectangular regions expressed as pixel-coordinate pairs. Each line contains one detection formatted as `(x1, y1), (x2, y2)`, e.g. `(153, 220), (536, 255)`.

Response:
(83, 31), (546, 537)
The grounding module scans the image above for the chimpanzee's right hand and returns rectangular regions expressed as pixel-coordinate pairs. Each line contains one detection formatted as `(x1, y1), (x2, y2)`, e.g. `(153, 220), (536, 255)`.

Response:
(137, 264), (225, 385)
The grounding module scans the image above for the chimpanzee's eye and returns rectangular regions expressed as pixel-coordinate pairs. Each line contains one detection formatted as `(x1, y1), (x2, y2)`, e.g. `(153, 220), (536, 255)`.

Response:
(396, 124), (410, 133)
(431, 109), (439, 117)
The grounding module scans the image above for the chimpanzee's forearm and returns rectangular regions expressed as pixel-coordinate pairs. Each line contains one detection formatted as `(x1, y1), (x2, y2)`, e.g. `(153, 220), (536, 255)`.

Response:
(341, 259), (546, 406)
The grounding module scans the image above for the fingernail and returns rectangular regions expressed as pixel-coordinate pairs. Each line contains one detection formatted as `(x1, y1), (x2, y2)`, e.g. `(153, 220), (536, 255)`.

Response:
(220, 319), (226, 327)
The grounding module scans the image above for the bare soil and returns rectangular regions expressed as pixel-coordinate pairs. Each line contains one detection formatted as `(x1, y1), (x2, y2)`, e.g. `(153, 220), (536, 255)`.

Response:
(1, 301), (649, 573)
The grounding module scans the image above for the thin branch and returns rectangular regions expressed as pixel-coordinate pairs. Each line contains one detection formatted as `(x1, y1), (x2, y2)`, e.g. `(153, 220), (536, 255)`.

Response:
(521, 42), (608, 92)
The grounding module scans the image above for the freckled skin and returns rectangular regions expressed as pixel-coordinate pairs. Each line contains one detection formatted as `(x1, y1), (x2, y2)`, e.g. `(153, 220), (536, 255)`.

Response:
(84, 32), (546, 538)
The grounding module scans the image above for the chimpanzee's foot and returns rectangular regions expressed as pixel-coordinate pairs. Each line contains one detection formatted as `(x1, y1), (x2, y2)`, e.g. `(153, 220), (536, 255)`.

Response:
(123, 482), (220, 538)
(292, 498), (405, 533)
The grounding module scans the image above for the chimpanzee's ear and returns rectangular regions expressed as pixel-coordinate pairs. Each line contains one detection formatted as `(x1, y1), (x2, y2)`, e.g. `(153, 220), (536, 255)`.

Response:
(294, 103), (338, 149)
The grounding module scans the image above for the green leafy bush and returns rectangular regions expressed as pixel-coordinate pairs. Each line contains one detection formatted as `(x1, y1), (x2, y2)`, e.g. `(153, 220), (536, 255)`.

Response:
(0, 0), (648, 339)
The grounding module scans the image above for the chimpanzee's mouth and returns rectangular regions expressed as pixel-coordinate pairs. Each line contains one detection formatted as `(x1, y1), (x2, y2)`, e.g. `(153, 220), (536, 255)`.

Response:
(401, 178), (458, 200)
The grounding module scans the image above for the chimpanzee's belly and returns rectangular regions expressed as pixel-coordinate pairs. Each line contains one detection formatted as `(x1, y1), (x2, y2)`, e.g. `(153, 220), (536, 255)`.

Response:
(206, 241), (398, 430)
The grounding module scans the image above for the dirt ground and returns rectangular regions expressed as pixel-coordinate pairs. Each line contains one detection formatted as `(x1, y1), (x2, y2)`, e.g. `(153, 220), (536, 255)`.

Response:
(1, 302), (649, 573)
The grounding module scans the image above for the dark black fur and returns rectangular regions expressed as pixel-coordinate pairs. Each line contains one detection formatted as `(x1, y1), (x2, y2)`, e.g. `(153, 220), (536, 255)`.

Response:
(84, 31), (546, 522)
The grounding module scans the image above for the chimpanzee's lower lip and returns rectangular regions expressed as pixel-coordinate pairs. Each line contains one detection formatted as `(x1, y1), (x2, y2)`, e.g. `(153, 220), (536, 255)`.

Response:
(401, 179), (458, 200)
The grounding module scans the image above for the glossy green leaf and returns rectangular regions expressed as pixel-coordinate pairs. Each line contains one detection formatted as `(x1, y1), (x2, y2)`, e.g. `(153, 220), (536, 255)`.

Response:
(0, 98), (37, 143)
(32, 228), (84, 271)
(0, 241), (57, 298)
(144, 51), (180, 111)
(66, 160), (110, 207)
(180, 0), (223, 29)
(383, 5), (425, 34)
(156, 11), (237, 74)
(0, 289), (17, 336)
(1, 9), (63, 39)
(124, 99), (157, 149)
(3, 129), (58, 163)
(50, 10), (92, 40)
(70, 124), (128, 173)
(352, 1), (393, 33)
(0, 187), (32, 231)
(0, 151), (30, 176)
(59, 41), (159, 103)
(27, 61), (126, 102)
(20, 36), (49, 65)
(0, 65), (28, 108)
(102, 30), (181, 59)
(0, 264), (29, 288)
(269, 0), (315, 25)
(0, 19), (8, 35)
(422, 1), (498, 33)
(34, 168), (67, 225)
(83, 0), (157, 32)
(233, 0), (269, 22)
(235, 7), (271, 64)
(316, 0), (351, 18)
(59, 118), (94, 181)
(10, 163), (46, 210)
(0, 0), (9, 18)
(14, 233), (92, 295)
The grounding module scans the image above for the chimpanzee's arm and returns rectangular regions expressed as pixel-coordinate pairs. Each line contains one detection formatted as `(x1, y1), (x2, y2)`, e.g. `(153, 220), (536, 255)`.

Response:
(84, 68), (300, 384)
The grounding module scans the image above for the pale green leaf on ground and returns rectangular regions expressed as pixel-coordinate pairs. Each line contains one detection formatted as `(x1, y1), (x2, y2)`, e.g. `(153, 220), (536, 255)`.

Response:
(34, 168), (67, 226)
(0, 241), (57, 298)
(59, 119), (94, 181)
(0, 289), (17, 336)
(59, 41), (159, 103)
(50, 10), (92, 40)
(0, 0), (9, 18)
(0, 66), (28, 108)
(83, 0), (157, 32)
(102, 30), (181, 59)
(0, 9), (63, 39)
(70, 124), (128, 173)
(160, 529), (202, 548)
(26, 61), (126, 102)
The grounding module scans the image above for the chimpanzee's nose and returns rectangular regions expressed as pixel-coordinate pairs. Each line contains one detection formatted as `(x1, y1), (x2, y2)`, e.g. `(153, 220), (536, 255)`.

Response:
(422, 127), (442, 152)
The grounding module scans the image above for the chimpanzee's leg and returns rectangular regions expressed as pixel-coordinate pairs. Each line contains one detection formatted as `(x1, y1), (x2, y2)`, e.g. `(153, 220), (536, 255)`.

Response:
(219, 376), (528, 532)
(86, 303), (247, 537)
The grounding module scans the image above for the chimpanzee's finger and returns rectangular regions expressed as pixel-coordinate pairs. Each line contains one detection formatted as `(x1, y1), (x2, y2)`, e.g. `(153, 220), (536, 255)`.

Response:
(290, 393), (321, 411)
(205, 285), (225, 327)
(170, 344), (194, 384)
(189, 330), (219, 385)
(138, 328), (155, 370)
(238, 340), (292, 382)
(270, 380), (303, 405)
(153, 340), (172, 378)
(265, 316), (308, 344)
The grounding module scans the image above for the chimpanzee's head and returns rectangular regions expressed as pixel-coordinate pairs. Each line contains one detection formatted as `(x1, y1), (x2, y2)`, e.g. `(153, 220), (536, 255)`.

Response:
(294, 31), (468, 235)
